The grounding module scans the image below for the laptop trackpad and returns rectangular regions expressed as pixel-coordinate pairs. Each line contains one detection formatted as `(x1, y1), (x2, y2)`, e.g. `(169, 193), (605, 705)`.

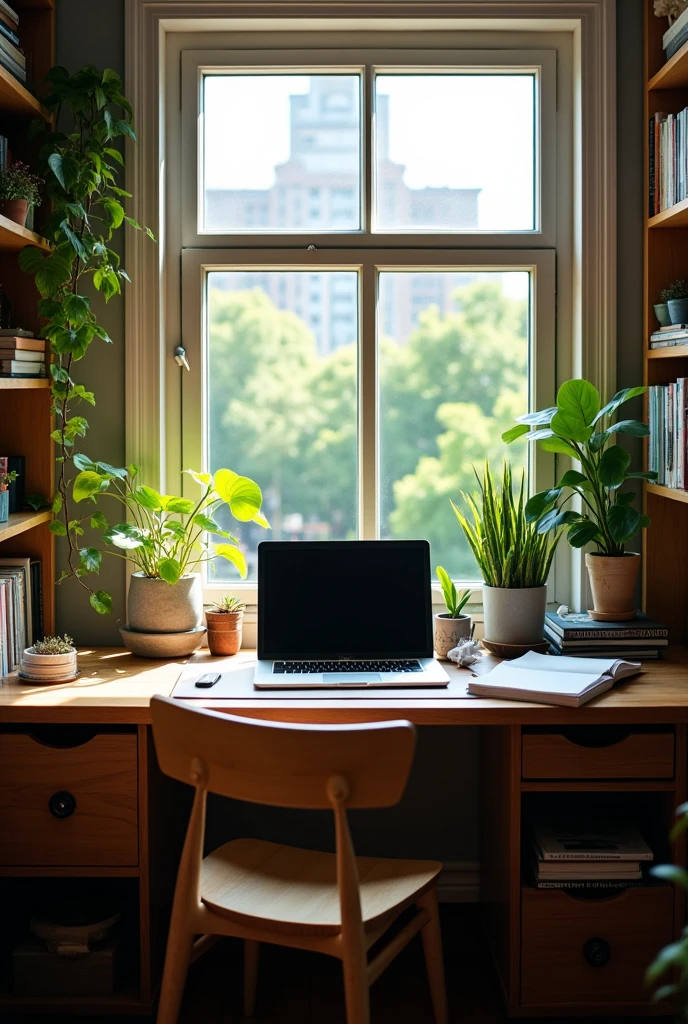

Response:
(324, 672), (382, 683)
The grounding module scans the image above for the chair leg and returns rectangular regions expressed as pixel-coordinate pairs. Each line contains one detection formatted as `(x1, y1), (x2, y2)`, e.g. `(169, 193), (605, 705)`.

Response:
(243, 939), (260, 1017)
(418, 887), (448, 1024)
(156, 928), (194, 1024)
(341, 948), (370, 1024)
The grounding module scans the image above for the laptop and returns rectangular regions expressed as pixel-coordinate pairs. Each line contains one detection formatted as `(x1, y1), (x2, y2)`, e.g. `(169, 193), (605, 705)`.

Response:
(254, 539), (450, 689)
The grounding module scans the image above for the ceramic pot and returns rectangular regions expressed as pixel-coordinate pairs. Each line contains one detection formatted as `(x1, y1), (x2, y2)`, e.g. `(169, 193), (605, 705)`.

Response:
(127, 572), (203, 633)
(668, 297), (688, 325)
(20, 646), (78, 683)
(0, 489), (7, 523)
(0, 198), (28, 227)
(482, 585), (547, 646)
(654, 302), (671, 328)
(433, 613), (471, 659)
(206, 608), (244, 657)
(585, 552), (640, 621)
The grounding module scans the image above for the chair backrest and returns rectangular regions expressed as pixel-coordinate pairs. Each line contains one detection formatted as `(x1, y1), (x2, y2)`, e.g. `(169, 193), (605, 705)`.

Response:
(150, 695), (416, 810)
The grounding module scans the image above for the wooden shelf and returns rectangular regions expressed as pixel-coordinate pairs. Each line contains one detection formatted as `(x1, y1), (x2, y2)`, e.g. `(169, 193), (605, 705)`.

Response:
(0, 377), (48, 389)
(0, 989), (149, 1013)
(648, 38), (688, 90)
(0, 510), (51, 542)
(0, 213), (49, 253)
(0, 63), (49, 121)
(648, 196), (688, 228)
(646, 482), (688, 504)
(648, 343), (688, 358)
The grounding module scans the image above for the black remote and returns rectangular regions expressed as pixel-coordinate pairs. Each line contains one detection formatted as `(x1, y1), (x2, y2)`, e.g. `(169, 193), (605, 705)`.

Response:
(195, 673), (221, 689)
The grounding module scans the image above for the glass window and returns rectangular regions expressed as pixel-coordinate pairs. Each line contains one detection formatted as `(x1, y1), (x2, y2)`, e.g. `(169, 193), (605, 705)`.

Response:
(203, 74), (361, 232)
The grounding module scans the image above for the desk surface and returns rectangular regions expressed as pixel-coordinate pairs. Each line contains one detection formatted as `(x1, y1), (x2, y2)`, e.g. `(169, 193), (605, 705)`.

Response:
(1, 647), (688, 725)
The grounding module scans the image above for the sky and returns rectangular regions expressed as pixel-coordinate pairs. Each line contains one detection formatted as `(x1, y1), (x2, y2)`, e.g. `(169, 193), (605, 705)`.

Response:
(203, 72), (535, 231)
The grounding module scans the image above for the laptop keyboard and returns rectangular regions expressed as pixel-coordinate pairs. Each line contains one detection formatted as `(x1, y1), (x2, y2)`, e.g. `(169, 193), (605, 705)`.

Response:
(272, 660), (422, 674)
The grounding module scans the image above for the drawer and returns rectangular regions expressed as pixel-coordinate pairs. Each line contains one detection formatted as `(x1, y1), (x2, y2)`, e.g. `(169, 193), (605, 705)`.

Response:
(522, 727), (675, 780)
(521, 886), (674, 1006)
(0, 733), (138, 866)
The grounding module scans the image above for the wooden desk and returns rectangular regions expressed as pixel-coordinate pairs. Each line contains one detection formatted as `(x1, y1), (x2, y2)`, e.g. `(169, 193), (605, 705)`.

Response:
(1, 648), (687, 1017)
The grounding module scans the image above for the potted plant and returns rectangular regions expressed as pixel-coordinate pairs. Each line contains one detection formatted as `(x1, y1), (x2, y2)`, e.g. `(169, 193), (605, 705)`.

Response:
(0, 469), (17, 522)
(206, 596), (245, 656)
(70, 463), (268, 656)
(502, 379), (655, 621)
(0, 161), (42, 227)
(653, 297), (671, 328)
(434, 567), (471, 659)
(452, 462), (562, 646)
(661, 280), (688, 325)
(20, 634), (78, 683)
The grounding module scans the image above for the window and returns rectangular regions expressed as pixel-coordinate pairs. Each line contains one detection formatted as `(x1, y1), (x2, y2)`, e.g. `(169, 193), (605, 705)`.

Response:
(178, 46), (559, 599)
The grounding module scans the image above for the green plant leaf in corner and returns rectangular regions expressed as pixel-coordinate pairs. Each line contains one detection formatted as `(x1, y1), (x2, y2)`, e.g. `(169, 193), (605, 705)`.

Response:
(215, 543), (248, 578)
(158, 558), (181, 584)
(502, 423), (530, 444)
(73, 470), (105, 502)
(598, 445), (632, 489)
(90, 590), (112, 615)
(79, 547), (102, 573)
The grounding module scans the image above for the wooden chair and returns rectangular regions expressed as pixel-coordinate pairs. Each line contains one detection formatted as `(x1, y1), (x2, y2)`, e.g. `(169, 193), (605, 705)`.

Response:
(150, 695), (448, 1024)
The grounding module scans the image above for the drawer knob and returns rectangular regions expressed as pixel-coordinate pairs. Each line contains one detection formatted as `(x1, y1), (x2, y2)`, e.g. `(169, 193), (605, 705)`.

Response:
(48, 791), (77, 819)
(583, 937), (611, 968)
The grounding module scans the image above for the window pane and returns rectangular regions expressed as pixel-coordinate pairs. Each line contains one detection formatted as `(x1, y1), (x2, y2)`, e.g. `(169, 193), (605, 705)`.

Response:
(379, 271), (529, 579)
(374, 75), (535, 231)
(207, 271), (359, 581)
(203, 75), (361, 231)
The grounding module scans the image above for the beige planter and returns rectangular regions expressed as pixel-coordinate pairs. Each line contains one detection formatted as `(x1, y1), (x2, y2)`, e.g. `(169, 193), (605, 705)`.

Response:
(585, 552), (640, 621)
(483, 585), (547, 645)
(127, 572), (203, 633)
(433, 613), (471, 660)
(205, 609), (244, 657)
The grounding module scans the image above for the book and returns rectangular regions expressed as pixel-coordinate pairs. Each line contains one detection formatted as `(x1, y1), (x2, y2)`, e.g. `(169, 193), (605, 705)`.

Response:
(0, 49), (27, 83)
(0, 558), (32, 646)
(467, 650), (641, 707)
(0, 18), (19, 47)
(532, 862), (643, 881)
(657, 323), (688, 331)
(0, 350), (44, 362)
(546, 630), (667, 648)
(548, 646), (660, 661)
(532, 878), (644, 891)
(0, 1), (19, 26)
(0, 361), (45, 375)
(0, 33), (25, 68)
(531, 819), (653, 862)
(545, 611), (668, 640)
(0, 329), (34, 338)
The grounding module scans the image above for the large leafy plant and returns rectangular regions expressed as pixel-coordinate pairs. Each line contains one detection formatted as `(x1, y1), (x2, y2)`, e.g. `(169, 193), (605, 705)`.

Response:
(72, 464), (269, 595)
(17, 65), (153, 613)
(502, 380), (656, 556)
(646, 802), (688, 1011)
(452, 462), (562, 588)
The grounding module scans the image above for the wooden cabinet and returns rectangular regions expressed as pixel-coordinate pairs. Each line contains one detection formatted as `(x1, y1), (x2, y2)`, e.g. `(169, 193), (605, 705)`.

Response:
(522, 727), (675, 780)
(0, 732), (138, 866)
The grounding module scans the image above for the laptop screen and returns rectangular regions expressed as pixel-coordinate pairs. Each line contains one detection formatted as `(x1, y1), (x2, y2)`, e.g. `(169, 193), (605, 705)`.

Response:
(258, 540), (433, 660)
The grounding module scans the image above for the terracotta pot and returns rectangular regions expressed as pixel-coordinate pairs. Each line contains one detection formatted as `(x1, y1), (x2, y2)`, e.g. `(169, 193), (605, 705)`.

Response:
(127, 572), (203, 633)
(433, 613), (471, 660)
(0, 198), (28, 227)
(483, 585), (547, 645)
(585, 552), (640, 621)
(206, 609), (243, 657)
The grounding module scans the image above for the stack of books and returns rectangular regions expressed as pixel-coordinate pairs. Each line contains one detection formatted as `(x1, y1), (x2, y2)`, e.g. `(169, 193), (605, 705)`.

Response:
(648, 104), (688, 215)
(664, 6), (688, 61)
(0, 3), (25, 85)
(546, 611), (668, 661)
(529, 818), (654, 891)
(650, 324), (688, 349)
(0, 557), (42, 677)
(648, 378), (688, 489)
(0, 331), (45, 378)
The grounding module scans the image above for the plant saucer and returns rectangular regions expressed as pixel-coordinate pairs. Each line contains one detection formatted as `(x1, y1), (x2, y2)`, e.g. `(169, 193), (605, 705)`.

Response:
(17, 669), (81, 685)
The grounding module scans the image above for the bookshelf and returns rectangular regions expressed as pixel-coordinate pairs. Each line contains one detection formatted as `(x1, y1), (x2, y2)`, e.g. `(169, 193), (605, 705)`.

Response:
(0, 0), (55, 637)
(643, 3), (688, 642)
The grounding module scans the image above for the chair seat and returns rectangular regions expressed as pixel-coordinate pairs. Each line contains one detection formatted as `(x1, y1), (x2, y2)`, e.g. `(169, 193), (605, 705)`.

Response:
(200, 838), (442, 937)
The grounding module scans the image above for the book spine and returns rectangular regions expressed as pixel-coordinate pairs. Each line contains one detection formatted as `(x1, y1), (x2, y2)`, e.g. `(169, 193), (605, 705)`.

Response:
(649, 117), (655, 217)
(534, 880), (643, 890)
(0, 34), (24, 67)
(548, 628), (668, 639)
(0, 1), (19, 25)
(0, 48), (26, 81)
(0, 18), (19, 47)
(538, 852), (650, 862)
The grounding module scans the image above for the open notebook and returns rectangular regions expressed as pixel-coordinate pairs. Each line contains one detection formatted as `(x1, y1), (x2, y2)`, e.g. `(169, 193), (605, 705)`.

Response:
(467, 650), (642, 707)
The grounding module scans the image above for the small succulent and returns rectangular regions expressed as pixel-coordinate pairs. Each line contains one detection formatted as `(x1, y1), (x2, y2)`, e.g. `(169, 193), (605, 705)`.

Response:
(0, 470), (18, 491)
(436, 566), (471, 618)
(210, 596), (245, 614)
(661, 279), (688, 302)
(30, 634), (75, 655)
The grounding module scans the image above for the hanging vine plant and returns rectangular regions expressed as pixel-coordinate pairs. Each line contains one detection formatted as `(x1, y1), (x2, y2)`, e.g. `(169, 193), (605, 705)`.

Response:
(19, 65), (153, 614)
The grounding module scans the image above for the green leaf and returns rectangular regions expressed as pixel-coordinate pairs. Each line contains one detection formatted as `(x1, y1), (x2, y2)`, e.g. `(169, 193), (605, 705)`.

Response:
(90, 590), (112, 615)
(627, 471), (659, 480)
(184, 468), (213, 488)
(607, 503), (641, 543)
(104, 146), (124, 166)
(35, 254), (73, 298)
(557, 470), (590, 488)
(616, 491), (636, 507)
(160, 496), (195, 514)
(114, 119), (136, 141)
(48, 151), (65, 188)
(71, 384), (96, 405)
(650, 864), (688, 889)
(516, 407), (558, 426)
(598, 445), (632, 489)
(18, 246), (47, 274)
(73, 470), (105, 502)
(101, 196), (125, 229)
(158, 557), (181, 584)
(51, 492), (63, 514)
(607, 419), (650, 438)
(556, 378), (600, 426)
(502, 423), (529, 444)
(96, 461), (127, 480)
(79, 547), (102, 572)
(131, 485), (163, 511)
(215, 543), (248, 578)
(63, 294), (91, 326)
(550, 410), (594, 444)
(436, 565), (457, 615)
(104, 523), (146, 549)
(73, 453), (98, 472)
(539, 435), (579, 457)
(49, 519), (67, 536)
(566, 517), (603, 548)
(90, 511), (108, 530)
(214, 468), (264, 522)
(63, 415), (89, 442)
(253, 510), (270, 529)
(102, 67), (122, 89)
(594, 386), (647, 424)
(536, 509), (580, 534)
(193, 513), (221, 532)
(588, 431), (608, 452)
(524, 488), (562, 523)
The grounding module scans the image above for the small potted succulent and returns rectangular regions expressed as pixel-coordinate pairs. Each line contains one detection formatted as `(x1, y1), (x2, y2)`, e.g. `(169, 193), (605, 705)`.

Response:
(0, 161), (42, 227)
(20, 634), (78, 683)
(434, 567), (471, 659)
(661, 280), (688, 325)
(0, 469), (18, 523)
(205, 596), (245, 656)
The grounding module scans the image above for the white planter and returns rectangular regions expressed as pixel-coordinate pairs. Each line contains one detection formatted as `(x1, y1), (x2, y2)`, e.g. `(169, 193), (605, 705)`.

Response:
(433, 613), (471, 660)
(127, 573), (203, 633)
(20, 647), (78, 683)
(482, 585), (547, 646)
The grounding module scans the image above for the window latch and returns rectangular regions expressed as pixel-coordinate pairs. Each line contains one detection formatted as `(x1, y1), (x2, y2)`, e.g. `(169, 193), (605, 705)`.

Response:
(174, 345), (190, 371)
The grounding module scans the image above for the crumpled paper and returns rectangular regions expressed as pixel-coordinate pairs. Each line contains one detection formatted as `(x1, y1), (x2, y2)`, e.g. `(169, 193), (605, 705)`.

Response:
(446, 637), (483, 667)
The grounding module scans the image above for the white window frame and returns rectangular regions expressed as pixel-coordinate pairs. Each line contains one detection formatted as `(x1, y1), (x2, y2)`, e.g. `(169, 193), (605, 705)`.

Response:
(124, 0), (617, 614)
